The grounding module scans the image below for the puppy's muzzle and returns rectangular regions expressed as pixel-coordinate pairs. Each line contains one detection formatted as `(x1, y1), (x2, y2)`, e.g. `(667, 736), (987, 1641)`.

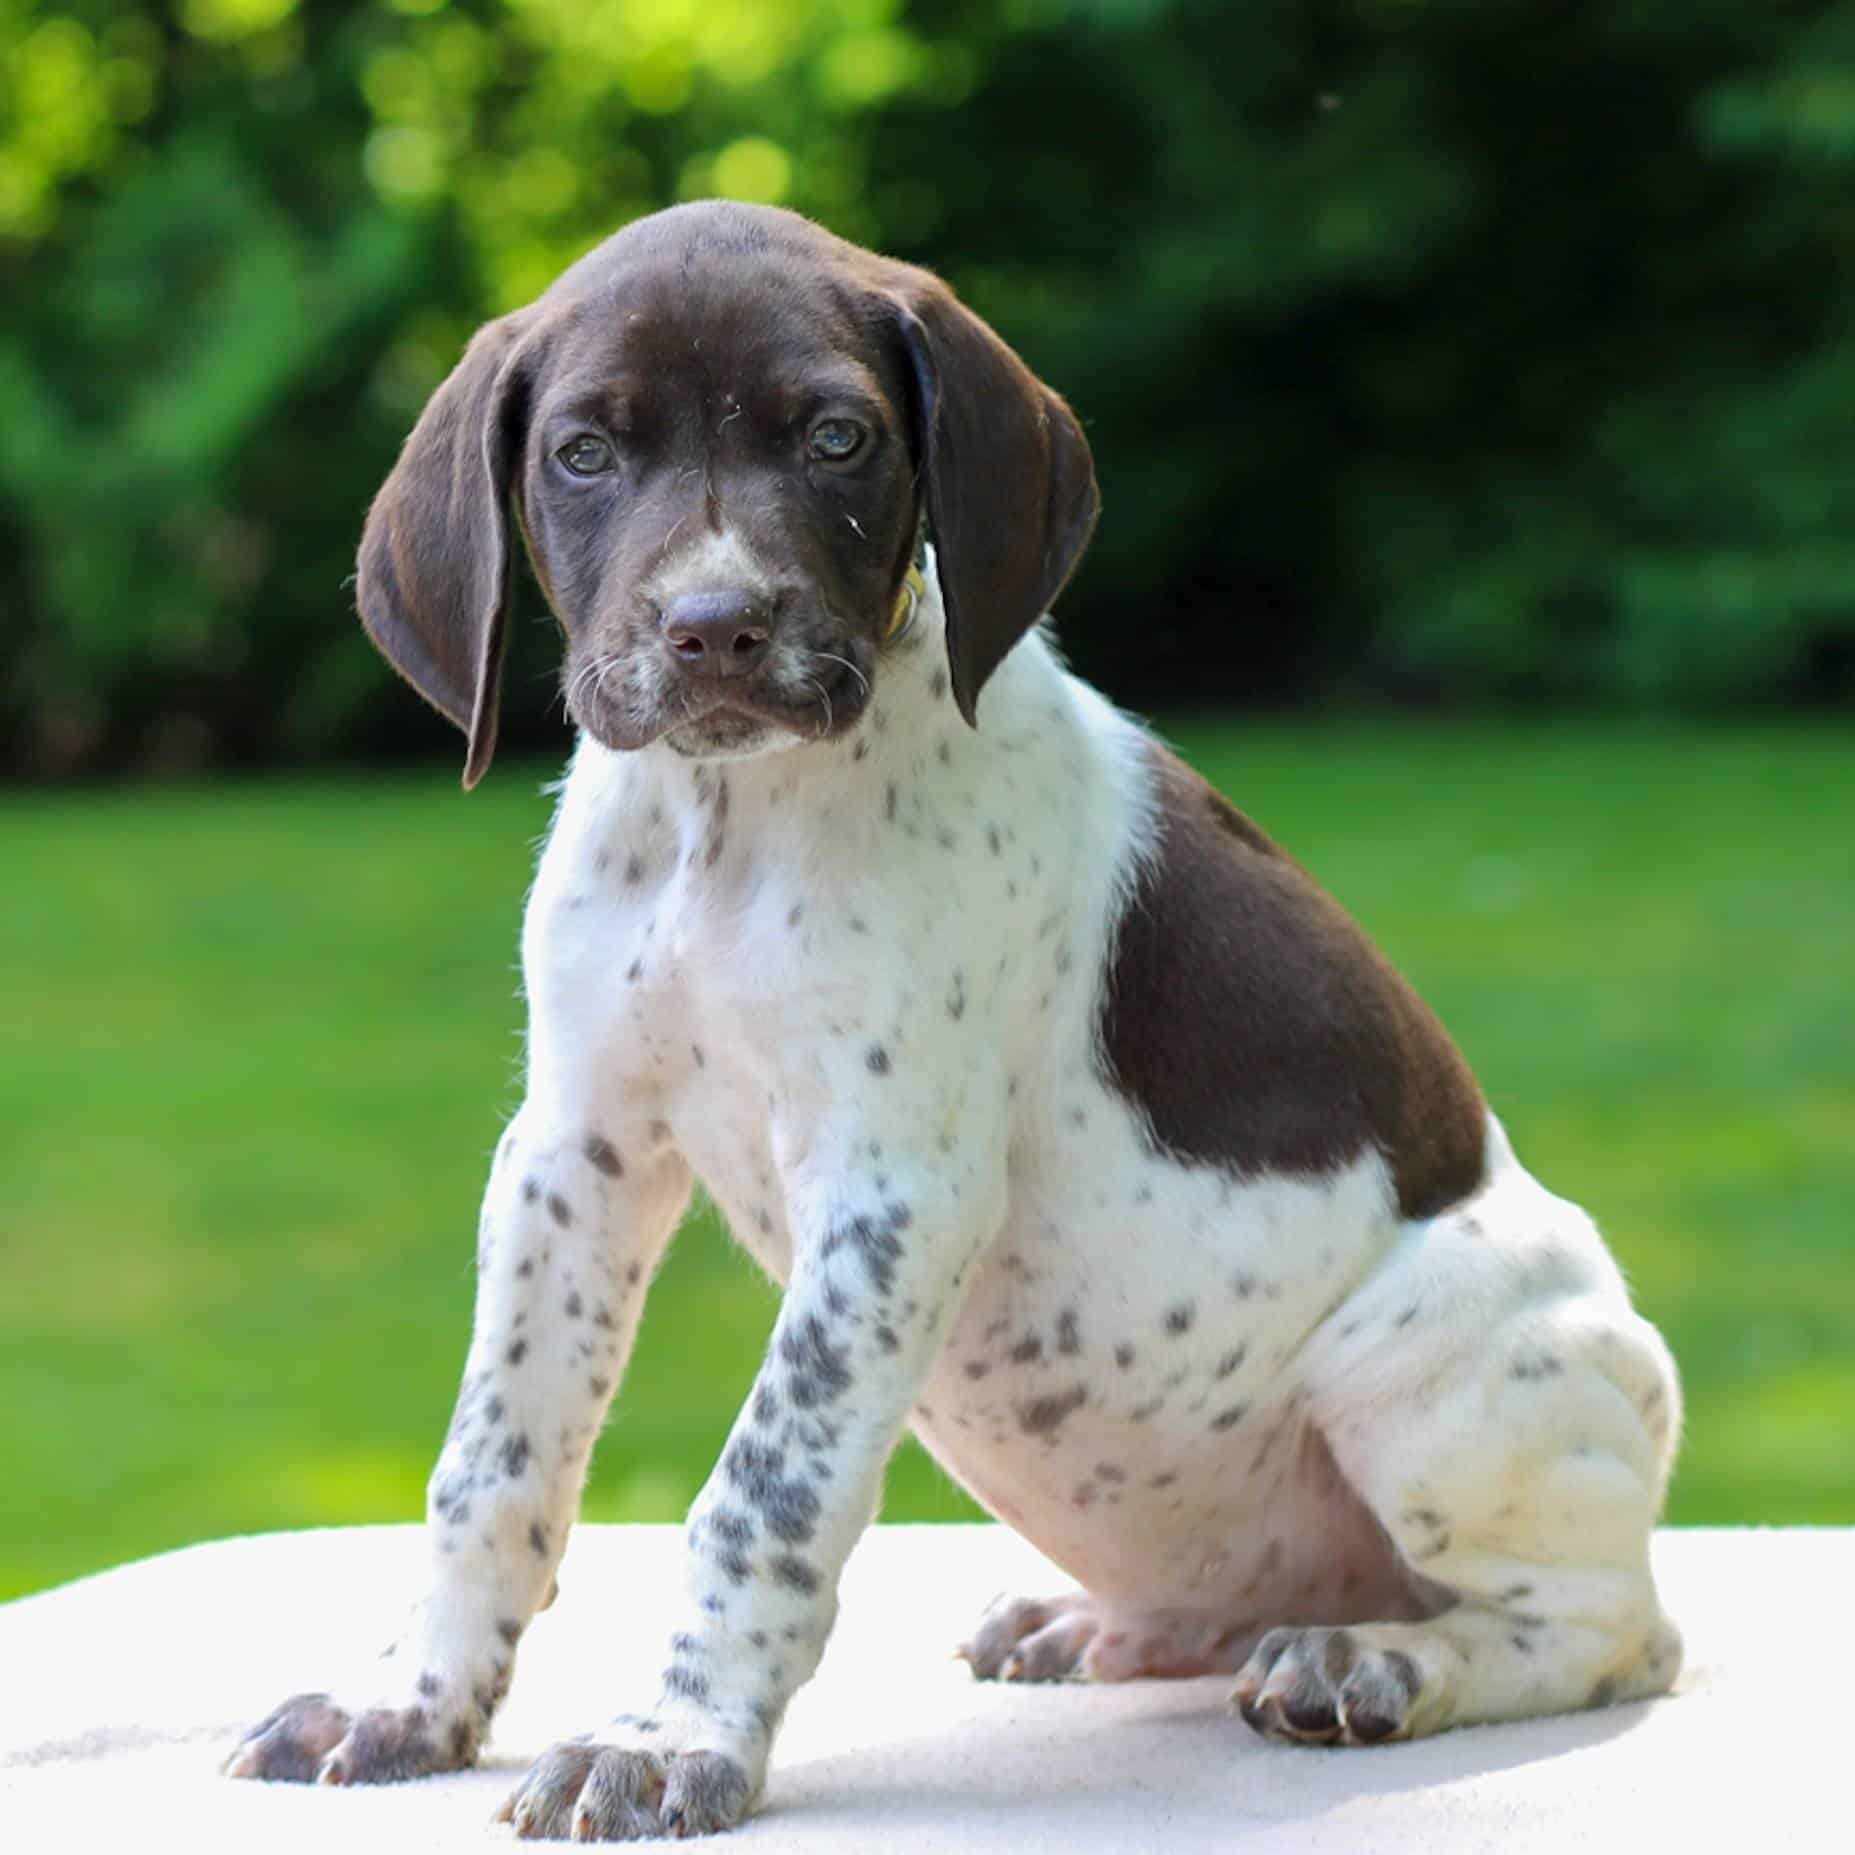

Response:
(659, 588), (775, 681)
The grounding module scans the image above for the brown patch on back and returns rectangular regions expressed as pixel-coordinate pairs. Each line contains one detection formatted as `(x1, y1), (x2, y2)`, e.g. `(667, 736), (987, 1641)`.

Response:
(1102, 744), (1485, 1219)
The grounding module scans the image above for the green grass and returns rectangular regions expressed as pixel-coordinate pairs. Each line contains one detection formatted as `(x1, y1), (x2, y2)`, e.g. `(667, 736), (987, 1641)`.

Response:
(2, 721), (1851, 1601)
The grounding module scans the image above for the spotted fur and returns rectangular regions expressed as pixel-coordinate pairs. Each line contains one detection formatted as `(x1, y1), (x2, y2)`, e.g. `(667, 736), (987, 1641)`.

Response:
(224, 203), (1683, 1841)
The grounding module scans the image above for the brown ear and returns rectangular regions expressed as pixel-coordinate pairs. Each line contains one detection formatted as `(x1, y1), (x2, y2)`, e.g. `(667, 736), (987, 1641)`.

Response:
(889, 276), (1099, 724)
(355, 311), (537, 788)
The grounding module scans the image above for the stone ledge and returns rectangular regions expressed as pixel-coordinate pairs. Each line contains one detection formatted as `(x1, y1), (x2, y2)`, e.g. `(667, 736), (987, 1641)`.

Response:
(0, 1525), (1842, 1850)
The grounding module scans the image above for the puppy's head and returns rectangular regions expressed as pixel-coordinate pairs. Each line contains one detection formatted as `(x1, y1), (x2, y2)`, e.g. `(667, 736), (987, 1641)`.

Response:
(356, 201), (1098, 782)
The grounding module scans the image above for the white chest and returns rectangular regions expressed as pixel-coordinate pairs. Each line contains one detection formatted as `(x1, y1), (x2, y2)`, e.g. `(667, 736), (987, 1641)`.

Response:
(515, 632), (1415, 1617)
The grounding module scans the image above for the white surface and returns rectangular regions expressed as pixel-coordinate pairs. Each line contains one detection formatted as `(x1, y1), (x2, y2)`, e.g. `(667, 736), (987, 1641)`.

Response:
(0, 1525), (1845, 1851)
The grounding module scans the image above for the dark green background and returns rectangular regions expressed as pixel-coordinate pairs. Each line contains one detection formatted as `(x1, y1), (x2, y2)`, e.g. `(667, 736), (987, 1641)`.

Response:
(5, 0), (1855, 777)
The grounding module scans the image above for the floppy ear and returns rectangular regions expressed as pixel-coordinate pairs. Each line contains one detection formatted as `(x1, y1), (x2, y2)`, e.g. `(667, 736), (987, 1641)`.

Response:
(355, 311), (537, 788)
(888, 275), (1099, 725)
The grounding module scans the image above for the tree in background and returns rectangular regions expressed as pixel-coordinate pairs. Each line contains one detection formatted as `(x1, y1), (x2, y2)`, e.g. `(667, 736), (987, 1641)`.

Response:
(2, 0), (1851, 775)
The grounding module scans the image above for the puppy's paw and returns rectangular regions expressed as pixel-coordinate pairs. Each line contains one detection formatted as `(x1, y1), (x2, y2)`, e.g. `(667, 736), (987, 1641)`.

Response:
(222, 1690), (478, 1784)
(497, 1737), (753, 1841)
(221, 1693), (353, 1782)
(956, 1592), (1099, 1683)
(1231, 1626), (1427, 1746)
(958, 1591), (1257, 1683)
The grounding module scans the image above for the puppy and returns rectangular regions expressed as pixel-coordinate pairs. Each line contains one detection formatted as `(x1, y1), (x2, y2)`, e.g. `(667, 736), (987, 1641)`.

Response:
(224, 201), (1682, 1839)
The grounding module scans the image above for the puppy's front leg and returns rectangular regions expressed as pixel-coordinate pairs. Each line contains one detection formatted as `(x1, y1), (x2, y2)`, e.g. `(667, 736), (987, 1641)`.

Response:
(499, 1151), (1000, 1842)
(223, 1105), (692, 1784)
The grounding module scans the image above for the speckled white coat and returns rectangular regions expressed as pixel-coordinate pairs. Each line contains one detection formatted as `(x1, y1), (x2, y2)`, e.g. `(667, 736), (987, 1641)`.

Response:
(227, 559), (1682, 1837)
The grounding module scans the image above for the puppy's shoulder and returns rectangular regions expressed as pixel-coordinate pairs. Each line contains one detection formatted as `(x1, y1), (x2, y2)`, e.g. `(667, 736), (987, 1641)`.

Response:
(1101, 741), (1487, 1221)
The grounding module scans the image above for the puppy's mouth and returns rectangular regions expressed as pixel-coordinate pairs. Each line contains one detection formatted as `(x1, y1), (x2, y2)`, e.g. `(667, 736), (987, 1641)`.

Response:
(566, 638), (876, 759)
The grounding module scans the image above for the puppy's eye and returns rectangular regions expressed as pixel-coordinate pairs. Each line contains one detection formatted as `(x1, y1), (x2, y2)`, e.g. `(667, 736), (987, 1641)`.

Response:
(557, 435), (616, 477)
(808, 419), (866, 463)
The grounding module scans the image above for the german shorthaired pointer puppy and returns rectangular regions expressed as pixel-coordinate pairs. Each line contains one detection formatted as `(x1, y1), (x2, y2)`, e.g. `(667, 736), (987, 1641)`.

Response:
(225, 201), (1683, 1838)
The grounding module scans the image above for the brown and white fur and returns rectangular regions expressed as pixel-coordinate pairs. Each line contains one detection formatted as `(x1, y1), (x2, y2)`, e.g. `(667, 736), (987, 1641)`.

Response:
(224, 202), (1682, 1839)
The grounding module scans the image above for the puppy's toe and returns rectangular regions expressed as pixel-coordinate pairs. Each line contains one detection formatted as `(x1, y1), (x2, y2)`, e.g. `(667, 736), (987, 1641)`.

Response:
(1337, 1647), (1425, 1743)
(1231, 1627), (1423, 1747)
(957, 1594), (1052, 1678)
(222, 1693), (351, 1781)
(502, 1741), (611, 1840)
(501, 1739), (752, 1841)
(660, 1750), (753, 1839)
(322, 1702), (476, 1783)
(958, 1592), (1097, 1681)
(570, 1748), (666, 1841)
(1000, 1609), (1099, 1683)
(1237, 1627), (1347, 1743)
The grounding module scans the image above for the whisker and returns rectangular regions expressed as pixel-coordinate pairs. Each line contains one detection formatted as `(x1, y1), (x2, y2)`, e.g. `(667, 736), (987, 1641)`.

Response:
(564, 657), (601, 711)
(801, 675), (834, 738)
(564, 649), (627, 721)
(590, 654), (624, 706)
(814, 652), (869, 699)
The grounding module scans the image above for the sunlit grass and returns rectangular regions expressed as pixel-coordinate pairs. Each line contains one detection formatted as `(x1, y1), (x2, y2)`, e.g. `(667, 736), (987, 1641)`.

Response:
(2, 721), (1850, 1600)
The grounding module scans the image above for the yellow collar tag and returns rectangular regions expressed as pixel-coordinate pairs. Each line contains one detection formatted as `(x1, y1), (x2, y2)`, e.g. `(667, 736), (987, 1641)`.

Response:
(886, 560), (925, 642)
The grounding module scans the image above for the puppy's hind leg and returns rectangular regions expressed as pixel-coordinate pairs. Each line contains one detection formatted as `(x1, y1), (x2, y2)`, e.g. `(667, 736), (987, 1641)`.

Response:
(1233, 1170), (1682, 1745)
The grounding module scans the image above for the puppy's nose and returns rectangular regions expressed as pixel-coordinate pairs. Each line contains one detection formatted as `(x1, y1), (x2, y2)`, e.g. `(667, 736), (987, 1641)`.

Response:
(661, 589), (773, 680)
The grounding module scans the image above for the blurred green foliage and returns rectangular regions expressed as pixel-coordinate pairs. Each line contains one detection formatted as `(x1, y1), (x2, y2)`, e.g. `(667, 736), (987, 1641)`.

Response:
(2, 1), (1854, 774)
(2, 723), (1851, 1598)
